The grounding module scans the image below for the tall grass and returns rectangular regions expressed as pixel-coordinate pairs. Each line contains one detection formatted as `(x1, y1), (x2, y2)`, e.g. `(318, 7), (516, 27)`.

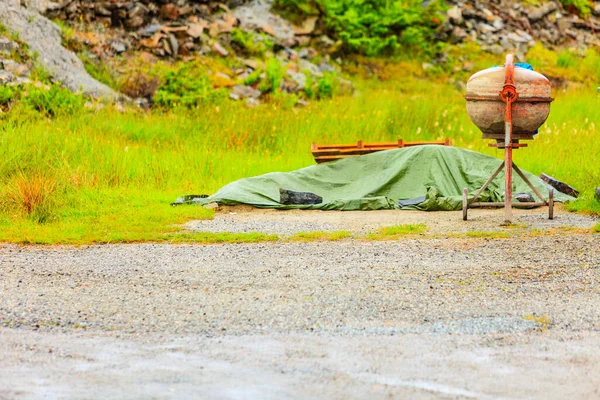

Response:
(0, 79), (598, 243)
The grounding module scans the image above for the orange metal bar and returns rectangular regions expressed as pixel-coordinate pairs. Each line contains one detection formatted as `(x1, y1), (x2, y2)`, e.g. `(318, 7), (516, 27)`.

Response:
(499, 54), (518, 224)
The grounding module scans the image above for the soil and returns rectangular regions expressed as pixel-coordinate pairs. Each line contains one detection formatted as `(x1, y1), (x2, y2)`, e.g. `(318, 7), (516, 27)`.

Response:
(1, 206), (599, 399)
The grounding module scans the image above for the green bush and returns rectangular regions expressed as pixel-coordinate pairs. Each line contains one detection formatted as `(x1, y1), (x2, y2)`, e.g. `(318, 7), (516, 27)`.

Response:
(0, 86), (15, 106)
(230, 29), (273, 57)
(22, 84), (84, 116)
(259, 58), (285, 93)
(273, 0), (445, 56)
(153, 63), (226, 108)
(560, 0), (592, 17)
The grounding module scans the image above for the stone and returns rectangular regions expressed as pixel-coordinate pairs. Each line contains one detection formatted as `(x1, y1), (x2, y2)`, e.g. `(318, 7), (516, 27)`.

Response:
(298, 48), (318, 59)
(279, 188), (323, 205)
(594, 3), (600, 17)
(595, 188), (600, 202)
(286, 70), (306, 89)
(212, 42), (229, 57)
(0, 70), (15, 84)
(233, 1), (295, 45)
(110, 40), (127, 53)
(245, 97), (260, 107)
(296, 99), (310, 107)
(0, 37), (14, 53)
(292, 16), (318, 35)
(299, 59), (323, 78)
(449, 26), (467, 44)
(231, 84), (261, 99)
(447, 6), (463, 25)
(540, 173), (580, 198)
(528, 2), (558, 22)
(0, 1), (117, 100)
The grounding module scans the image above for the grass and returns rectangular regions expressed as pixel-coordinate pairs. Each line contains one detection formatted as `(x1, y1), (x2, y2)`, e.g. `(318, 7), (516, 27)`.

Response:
(0, 67), (599, 243)
(365, 223), (428, 240)
(289, 231), (352, 241)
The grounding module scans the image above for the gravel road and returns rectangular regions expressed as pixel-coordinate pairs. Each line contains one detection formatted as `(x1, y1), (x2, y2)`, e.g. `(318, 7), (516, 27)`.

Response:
(1, 208), (600, 399)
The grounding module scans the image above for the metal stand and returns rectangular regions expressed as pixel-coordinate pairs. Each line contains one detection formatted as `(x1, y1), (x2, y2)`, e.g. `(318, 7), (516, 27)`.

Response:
(462, 54), (554, 224)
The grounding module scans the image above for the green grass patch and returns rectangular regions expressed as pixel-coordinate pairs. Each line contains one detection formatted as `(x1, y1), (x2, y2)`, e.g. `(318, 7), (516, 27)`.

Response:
(289, 230), (352, 241)
(592, 223), (600, 233)
(0, 72), (599, 244)
(462, 231), (510, 239)
(365, 223), (428, 239)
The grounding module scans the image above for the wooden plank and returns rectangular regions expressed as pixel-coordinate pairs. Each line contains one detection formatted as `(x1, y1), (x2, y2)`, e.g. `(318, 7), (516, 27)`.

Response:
(311, 138), (452, 163)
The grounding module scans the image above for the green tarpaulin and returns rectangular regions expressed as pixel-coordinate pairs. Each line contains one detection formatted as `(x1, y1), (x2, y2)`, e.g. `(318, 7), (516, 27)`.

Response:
(193, 146), (574, 211)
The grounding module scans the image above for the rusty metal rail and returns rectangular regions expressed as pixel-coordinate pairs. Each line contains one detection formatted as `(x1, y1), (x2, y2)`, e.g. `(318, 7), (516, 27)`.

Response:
(311, 138), (452, 163)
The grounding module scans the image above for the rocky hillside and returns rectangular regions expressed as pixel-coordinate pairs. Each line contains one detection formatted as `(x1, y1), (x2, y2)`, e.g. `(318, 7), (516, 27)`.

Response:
(1, 0), (599, 109)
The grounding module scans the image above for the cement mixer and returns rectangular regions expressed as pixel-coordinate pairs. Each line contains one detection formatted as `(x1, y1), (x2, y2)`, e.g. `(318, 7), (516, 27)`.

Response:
(462, 54), (554, 224)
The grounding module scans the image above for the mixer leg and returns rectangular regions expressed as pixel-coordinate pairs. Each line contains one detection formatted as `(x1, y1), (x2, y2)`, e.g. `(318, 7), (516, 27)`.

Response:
(548, 188), (554, 220)
(462, 188), (468, 221)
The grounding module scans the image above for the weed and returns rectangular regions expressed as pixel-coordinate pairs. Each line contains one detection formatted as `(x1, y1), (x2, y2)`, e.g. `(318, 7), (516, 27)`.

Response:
(259, 57), (285, 93)
(230, 29), (272, 57)
(463, 231), (510, 239)
(4, 171), (57, 223)
(365, 224), (428, 239)
(592, 223), (600, 233)
(289, 230), (352, 241)
(523, 314), (551, 331)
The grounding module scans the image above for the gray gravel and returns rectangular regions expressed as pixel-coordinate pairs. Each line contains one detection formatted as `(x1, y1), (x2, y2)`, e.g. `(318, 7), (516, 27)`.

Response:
(186, 205), (599, 236)
(1, 229), (600, 398)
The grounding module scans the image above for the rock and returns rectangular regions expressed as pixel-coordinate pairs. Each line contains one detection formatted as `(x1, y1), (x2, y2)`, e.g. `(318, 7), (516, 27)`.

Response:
(242, 59), (263, 70)
(515, 193), (535, 203)
(299, 47), (318, 60)
(594, 3), (600, 17)
(279, 188), (323, 205)
(449, 26), (467, 44)
(528, 2), (558, 22)
(447, 6), (463, 25)
(110, 40), (127, 53)
(133, 97), (151, 110)
(211, 42), (229, 57)
(286, 70), (306, 90)
(231, 84), (261, 99)
(540, 173), (580, 198)
(233, 1), (295, 46)
(245, 97), (260, 107)
(0, 1), (117, 100)
(0, 37), (15, 53)
(318, 35), (335, 47)
(0, 70), (15, 84)
(1, 59), (29, 76)
(292, 16), (318, 35)
(595, 188), (600, 202)
(296, 99), (310, 107)
(299, 59), (323, 78)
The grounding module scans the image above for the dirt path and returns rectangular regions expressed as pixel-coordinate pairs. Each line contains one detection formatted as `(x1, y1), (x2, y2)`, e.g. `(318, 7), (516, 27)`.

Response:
(1, 208), (599, 399)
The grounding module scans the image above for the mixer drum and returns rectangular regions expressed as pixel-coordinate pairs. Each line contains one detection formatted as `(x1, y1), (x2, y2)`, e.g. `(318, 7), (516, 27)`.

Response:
(465, 66), (552, 140)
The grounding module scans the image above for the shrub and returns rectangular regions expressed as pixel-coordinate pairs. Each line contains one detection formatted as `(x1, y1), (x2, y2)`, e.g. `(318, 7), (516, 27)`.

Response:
(4, 171), (58, 223)
(258, 57), (285, 93)
(273, 0), (445, 56)
(560, 0), (592, 17)
(153, 63), (226, 108)
(22, 84), (85, 116)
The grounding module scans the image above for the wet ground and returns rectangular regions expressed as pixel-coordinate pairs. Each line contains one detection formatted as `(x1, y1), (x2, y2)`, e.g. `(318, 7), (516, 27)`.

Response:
(1, 207), (599, 399)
